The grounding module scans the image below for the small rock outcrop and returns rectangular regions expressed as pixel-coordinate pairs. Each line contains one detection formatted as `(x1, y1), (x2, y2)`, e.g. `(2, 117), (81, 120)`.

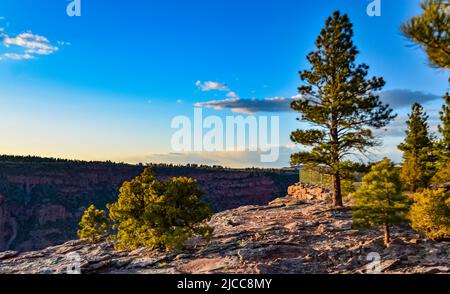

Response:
(287, 183), (332, 202)
(1, 195), (448, 274)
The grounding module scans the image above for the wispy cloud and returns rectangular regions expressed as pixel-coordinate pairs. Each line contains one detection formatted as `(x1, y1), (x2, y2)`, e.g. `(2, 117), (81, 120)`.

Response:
(0, 30), (59, 60)
(1, 52), (34, 60)
(195, 80), (241, 101)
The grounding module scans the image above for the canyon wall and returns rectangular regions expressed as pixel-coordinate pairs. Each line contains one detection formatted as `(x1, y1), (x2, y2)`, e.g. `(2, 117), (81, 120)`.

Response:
(0, 158), (298, 252)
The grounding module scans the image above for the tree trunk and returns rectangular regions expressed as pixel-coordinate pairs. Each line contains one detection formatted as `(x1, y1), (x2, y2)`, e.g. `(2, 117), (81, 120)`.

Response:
(384, 223), (391, 247)
(332, 172), (343, 207)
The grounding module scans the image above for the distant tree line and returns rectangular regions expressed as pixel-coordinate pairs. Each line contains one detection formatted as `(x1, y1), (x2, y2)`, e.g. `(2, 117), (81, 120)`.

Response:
(0, 155), (296, 174)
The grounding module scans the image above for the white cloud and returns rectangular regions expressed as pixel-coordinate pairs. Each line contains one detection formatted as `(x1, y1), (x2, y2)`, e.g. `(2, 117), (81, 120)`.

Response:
(196, 80), (230, 92)
(195, 80), (243, 104)
(0, 30), (59, 60)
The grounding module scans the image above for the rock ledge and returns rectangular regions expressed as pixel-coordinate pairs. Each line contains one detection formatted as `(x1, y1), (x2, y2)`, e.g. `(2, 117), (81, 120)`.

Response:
(0, 197), (448, 274)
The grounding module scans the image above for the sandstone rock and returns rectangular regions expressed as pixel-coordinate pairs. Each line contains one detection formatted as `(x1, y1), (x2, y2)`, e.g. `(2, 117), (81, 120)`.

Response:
(288, 183), (332, 202)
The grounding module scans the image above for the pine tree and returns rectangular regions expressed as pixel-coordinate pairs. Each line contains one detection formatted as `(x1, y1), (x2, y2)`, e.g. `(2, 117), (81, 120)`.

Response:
(77, 205), (110, 243)
(352, 159), (411, 247)
(108, 168), (213, 252)
(291, 11), (396, 207)
(438, 93), (450, 162)
(401, 0), (450, 69)
(398, 103), (436, 192)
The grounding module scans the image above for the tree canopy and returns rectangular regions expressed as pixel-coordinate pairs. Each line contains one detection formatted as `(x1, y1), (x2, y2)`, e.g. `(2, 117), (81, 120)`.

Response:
(401, 0), (450, 69)
(77, 205), (110, 243)
(107, 168), (213, 252)
(398, 103), (436, 192)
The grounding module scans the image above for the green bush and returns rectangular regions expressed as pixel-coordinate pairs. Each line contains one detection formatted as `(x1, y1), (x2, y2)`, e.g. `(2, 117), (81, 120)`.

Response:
(107, 168), (213, 252)
(410, 188), (450, 240)
(77, 204), (110, 243)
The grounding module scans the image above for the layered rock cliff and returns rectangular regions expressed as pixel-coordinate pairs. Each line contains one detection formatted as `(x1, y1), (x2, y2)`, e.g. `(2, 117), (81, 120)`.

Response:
(1, 195), (448, 274)
(0, 157), (298, 252)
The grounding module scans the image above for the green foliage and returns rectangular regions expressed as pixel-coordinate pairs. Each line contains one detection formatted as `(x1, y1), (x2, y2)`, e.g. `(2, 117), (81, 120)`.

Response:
(290, 11), (395, 206)
(398, 103), (436, 192)
(77, 205), (110, 243)
(401, 0), (450, 69)
(108, 168), (213, 252)
(410, 188), (450, 240)
(352, 159), (411, 244)
(341, 179), (356, 199)
(432, 162), (450, 185)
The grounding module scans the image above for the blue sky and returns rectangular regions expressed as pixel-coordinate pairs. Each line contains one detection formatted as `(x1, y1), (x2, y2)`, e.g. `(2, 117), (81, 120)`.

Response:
(0, 0), (448, 167)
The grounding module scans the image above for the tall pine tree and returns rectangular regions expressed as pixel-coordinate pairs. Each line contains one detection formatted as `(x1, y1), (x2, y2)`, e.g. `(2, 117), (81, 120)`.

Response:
(398, 103), (436, 192)
(401, 0), (450, 69)
(352, 159), (410, 247)
(291, 11), (396, 207)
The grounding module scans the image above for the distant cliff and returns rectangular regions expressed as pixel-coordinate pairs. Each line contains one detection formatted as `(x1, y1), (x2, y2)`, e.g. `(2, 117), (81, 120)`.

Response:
(0, 156), (298, 252)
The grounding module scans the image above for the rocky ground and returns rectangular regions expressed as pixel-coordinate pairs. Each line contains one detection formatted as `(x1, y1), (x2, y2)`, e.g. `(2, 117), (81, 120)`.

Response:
(0, 195), (448, 274)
